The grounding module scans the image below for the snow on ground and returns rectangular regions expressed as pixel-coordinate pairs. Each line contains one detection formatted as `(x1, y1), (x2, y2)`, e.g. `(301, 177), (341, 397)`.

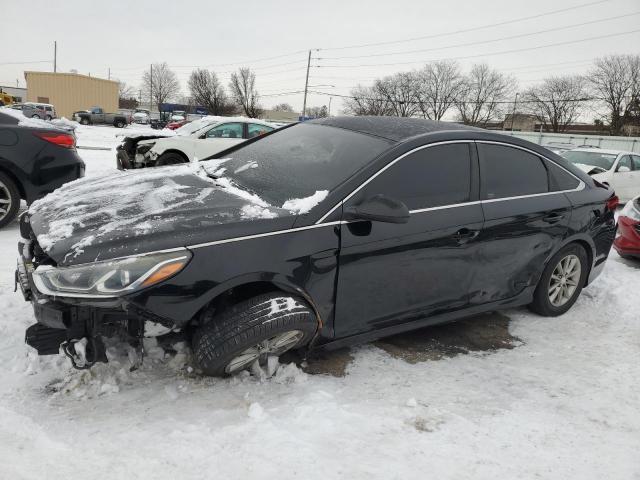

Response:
(0, 125), (639, 479)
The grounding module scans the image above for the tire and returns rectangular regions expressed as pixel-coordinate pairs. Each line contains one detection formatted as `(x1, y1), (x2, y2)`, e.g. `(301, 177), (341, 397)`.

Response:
(45, 115), (52, 121)
(80, 117), (90, 125)
(192, 292), (317, 377)
(0, 172), (21, 229)
(529, 243), (589, 316)
(31, 114), (40, 119)
(114, 120), (125, 128)
(156, 152), (188, 166)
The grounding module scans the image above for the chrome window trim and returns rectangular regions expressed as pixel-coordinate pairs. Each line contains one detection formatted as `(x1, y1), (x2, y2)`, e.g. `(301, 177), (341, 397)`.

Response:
(316, 139), (585, 224)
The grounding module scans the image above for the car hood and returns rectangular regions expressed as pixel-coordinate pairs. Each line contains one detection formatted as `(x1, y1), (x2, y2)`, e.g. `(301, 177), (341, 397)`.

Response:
(28, 160), (293, 266)
(574, 163), (609, 176)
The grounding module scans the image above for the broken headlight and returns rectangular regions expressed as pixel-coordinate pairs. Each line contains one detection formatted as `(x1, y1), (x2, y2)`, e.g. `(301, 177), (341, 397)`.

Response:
(32, 249), (191, 297)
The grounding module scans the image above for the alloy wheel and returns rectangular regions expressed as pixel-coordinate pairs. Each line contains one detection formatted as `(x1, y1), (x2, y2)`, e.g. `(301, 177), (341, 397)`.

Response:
(0, 180), (12, 221)
(548, 254), (581, 307)
(224, 330), (304, 374)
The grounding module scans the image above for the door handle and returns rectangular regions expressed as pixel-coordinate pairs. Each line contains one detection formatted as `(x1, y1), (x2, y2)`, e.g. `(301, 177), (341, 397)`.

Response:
(453, 228), (480, 244)
(542, 213), (565, 224)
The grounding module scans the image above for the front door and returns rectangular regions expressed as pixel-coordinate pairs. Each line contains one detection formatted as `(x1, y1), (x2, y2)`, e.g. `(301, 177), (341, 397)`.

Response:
(194, 122), (246, 160)
(334, 142), (484, 338)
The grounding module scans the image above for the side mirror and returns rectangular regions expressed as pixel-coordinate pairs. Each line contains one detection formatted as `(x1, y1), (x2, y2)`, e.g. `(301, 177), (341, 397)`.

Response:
(617, 165), (631, 173)
(344, 194), (410, 224)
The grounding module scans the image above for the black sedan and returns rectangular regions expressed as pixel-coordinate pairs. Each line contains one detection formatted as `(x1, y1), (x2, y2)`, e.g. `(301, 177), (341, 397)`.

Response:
(17, 117), (617, 376)
(0, 110), (85, 228)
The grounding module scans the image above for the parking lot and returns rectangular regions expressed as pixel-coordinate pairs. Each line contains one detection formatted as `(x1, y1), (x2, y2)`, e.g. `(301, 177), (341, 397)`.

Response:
(0, 122), (638, 479)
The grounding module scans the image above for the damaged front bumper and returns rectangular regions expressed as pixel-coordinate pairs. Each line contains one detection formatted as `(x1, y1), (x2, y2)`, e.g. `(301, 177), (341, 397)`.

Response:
(16, 244), (176, 369)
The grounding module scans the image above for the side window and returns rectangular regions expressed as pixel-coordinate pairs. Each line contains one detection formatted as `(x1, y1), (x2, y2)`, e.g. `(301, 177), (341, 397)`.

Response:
(248, 123), (274, 139)
(546, 161), (580, 191)
(632, 155), (640, 171)
(362, 143), (472, 210)
(206, 123), (243, 139)
(616, 155), (633, 171)
(479, 144), (548, 200)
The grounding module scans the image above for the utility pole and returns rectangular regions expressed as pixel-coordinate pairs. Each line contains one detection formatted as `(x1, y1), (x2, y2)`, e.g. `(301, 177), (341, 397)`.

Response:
(53, 41), (57, 73)
(328, 96), (332, 116)
(301, 50), (311, 120)
(150, 64), (153, 112)
(510, 92), (519, 131)
(108, 68), (110, 80)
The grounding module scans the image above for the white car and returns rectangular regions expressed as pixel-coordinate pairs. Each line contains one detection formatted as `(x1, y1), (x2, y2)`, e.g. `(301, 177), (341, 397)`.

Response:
(562, 148), (640, 202)
(135, 117), (276, 167)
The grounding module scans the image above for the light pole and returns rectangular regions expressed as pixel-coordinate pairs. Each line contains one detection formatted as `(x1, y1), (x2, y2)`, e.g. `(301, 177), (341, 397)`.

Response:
(510, 92), (519, 132)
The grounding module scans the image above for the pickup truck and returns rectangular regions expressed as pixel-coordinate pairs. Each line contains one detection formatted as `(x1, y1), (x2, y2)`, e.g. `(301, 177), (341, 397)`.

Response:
(73, 106), (131, 128)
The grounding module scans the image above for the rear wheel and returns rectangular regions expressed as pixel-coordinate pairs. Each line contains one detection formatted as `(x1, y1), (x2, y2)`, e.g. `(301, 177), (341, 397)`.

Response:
(80, 117), (90, 125)
(192, 292), (317, 377)
(529, 243), (588, 316)
(114, 120), (125, 128)
(31, 114), (40, 119)
(0, 172), (20, 229)
(156, 152), (188, 166)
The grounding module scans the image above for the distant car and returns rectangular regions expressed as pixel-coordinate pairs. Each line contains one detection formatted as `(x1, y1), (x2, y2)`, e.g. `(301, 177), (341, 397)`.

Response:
(25, 102), (57, 120)
(0, 108), (84, 228)
(561, 148), (640, 202)
(166, 119), (189, 130)
(116, 117), (275, 169)
(170, 110), (186, 121)
(614, 196), (640, 260)
(12, 103), (50, 120)
(132, 109), (151, 124)
(73, 106), (131, 128)
(544, 142), (575, 155)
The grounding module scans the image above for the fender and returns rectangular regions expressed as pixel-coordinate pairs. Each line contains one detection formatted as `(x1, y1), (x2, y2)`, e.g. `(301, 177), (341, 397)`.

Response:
(190, 271), (325, 330)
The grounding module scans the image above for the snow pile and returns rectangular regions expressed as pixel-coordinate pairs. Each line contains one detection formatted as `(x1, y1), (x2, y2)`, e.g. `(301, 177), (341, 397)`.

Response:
(282, 190), (329, 214)
(241, 204), (278, 219)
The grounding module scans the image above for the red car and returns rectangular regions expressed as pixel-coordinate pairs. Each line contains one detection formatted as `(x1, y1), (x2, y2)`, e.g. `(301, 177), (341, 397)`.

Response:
(614, 196), (640, 259)
(166, 119), (189, 130)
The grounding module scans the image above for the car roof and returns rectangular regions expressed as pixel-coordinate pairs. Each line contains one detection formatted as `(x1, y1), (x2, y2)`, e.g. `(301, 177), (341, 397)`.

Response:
(309, 116), (484, 142)
(569, 148), (635, 156)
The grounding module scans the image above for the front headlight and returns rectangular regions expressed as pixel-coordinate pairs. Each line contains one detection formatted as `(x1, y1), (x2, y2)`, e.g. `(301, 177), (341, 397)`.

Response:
(33, 250), (191, 297)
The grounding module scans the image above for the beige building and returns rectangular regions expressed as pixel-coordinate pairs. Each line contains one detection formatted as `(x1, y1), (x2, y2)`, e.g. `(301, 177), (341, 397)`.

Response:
(25, 71), (118, 118)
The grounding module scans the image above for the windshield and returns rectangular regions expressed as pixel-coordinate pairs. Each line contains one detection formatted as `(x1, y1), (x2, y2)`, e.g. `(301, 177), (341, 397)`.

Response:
(217, 123), (393, 207)
(562, 151), (617, 170)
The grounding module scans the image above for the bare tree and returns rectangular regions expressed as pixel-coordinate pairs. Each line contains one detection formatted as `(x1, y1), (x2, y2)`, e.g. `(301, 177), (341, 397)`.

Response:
(456, 64), (515, 126)
(521, 75), (588, 133)
(374, 72), (420, 117)
(141, 62), (180, 111)
(118, 80), (135, 99)
(187, 69), (233, 115)
(306, 105), (328, 118)
(229, 68), (262, 118)
(272, 103), (294, 112)
(342, 84), (391, 116)
(415, 60), (465, 120)
(587, 54), (640, 135)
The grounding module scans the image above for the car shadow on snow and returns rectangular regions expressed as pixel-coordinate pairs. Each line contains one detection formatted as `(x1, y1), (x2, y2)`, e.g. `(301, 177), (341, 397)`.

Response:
(302, 311), (522, 377)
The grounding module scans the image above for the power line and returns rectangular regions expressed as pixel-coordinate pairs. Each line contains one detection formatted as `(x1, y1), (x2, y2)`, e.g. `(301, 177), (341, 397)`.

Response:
(315, 29), (640, 68)
(319, 0), (608, 51)
(318, 12), (639, 60)
(307, 90), (600, 105)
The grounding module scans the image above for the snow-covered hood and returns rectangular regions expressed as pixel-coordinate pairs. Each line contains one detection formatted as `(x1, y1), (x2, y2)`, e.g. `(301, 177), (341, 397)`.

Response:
(574, 164), (609, 176)
(27, 161), (292, 266)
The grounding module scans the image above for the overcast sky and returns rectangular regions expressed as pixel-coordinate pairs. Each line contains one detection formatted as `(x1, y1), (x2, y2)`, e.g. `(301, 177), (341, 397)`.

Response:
(1, 0), (639, 116)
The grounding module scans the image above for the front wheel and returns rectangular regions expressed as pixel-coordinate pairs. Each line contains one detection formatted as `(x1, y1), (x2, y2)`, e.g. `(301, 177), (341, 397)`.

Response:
(192, 292), (317, 377)
(529, 243), (589, 316)
(80, 117), (90, 125)
(156, 152), (188, 166)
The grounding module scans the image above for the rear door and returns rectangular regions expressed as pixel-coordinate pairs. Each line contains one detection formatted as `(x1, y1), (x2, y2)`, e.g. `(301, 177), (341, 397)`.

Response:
(470, 142), (574, 305)
(334, 141), (484, 337)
